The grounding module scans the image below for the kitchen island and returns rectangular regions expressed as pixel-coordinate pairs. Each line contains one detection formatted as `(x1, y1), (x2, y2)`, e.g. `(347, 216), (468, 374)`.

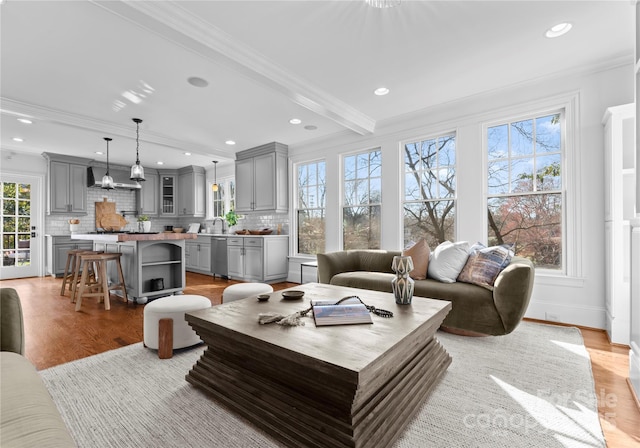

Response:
(72, 232), (197, 303)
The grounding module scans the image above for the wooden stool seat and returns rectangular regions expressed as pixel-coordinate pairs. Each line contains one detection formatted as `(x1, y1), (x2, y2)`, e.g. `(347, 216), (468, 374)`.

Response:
(74, 252), (128, 312)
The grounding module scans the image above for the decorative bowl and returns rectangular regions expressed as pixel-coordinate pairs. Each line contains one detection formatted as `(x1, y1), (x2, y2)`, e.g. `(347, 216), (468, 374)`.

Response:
(249, 228), (273, 235)
(257, 294), (270, 302)
(281, 290), (305, 300)
(173, 228), (184, 233)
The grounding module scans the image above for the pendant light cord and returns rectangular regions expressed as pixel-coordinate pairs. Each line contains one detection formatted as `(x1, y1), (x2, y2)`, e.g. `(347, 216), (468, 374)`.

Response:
(135, 120), (140, 164)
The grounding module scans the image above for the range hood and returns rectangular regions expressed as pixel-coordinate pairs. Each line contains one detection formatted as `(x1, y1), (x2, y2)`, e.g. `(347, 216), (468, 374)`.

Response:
(87, 166), (142, 190)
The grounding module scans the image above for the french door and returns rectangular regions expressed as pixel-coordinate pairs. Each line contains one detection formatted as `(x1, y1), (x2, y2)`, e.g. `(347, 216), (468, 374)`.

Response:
(1, 174), (42, 279)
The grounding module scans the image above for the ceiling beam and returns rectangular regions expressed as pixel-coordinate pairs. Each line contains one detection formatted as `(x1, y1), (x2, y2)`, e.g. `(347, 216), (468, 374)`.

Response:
(91, 0), (376, 135)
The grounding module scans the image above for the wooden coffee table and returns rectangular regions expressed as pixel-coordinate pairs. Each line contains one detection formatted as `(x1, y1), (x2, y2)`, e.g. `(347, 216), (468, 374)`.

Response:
(185, 283), (452, 448)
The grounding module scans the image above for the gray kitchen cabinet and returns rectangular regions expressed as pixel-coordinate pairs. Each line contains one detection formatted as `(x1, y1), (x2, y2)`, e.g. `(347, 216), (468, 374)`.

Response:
(235, 142), (288, 213)
(159, 171), (178, 217)
(185, 236), (211, 274)
(226, 235), (288, 283)
(136, 169), (159, 217)
(43, 153), (91, 215)
(178, 165), (206, 217)
(94, 239), (186, 303)
(45, 235), (93, 277)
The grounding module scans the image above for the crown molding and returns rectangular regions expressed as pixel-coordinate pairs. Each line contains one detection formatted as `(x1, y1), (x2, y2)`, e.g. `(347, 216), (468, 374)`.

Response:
(90, 0), (375, 135)
(0, 97), (230, 160)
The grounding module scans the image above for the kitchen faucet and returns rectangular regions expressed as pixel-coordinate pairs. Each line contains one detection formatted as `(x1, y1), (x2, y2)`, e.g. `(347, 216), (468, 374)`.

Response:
(212, 217), (226, 234)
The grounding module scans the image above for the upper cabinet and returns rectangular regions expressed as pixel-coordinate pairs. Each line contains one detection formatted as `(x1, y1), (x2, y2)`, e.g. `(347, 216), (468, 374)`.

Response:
(136, 169), (159, 217)
(159, 171), (178, 217)
(42, 152), (91, 215)
(235, 142), (288, 213)
(178, 165), (206, 217)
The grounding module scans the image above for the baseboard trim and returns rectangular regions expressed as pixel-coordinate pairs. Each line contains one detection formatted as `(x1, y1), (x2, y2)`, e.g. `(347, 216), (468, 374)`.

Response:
(523, 318), (610, 335)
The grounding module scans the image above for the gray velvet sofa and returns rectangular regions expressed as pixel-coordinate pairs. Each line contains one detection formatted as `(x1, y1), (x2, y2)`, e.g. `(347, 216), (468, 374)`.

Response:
(317, 250), (535, 336)
(1, 287), (76, 447)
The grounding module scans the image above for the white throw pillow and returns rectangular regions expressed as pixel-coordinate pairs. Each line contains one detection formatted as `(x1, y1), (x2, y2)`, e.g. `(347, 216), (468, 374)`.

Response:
(427, 241), (470, 283)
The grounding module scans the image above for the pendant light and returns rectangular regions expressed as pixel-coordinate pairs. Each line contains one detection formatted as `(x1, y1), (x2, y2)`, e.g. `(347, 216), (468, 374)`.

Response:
(101, 137), (115, 190)
(130, 118), (146, 182)
(212, 160), (219, 192)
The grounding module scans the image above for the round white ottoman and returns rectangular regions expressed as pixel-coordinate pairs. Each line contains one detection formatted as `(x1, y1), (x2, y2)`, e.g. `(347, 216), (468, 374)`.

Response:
(143, 294), (211, 359)
(222, 283), (274, 303)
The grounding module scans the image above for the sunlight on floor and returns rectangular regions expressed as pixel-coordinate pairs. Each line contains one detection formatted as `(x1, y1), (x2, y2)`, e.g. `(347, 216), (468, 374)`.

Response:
(491, 375), (604, 447)
(551, 340), (591, 359)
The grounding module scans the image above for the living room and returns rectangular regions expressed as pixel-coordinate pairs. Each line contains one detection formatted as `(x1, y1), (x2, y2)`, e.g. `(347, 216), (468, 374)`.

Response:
(1, 1), (639, 447)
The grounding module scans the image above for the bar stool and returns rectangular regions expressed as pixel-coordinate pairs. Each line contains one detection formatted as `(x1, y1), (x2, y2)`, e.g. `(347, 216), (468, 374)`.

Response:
(74, 252), (128, 311)
(69, 250), (102, 303)
(60, 249), (95, 296)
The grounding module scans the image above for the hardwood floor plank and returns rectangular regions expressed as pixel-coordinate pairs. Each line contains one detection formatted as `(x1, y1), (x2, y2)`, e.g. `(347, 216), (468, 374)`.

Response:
(0, 274), (638, 446)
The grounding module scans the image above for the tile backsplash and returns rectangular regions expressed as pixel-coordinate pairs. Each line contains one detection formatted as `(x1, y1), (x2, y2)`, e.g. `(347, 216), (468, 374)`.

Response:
(45, 189), (137, 235)
(45, 189), (290, 236)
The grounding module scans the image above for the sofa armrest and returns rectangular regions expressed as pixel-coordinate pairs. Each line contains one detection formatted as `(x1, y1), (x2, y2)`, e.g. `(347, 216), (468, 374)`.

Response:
(492, 257), (535, 334)
(1, 288), (25, 355)
(317, 251), (358, 284)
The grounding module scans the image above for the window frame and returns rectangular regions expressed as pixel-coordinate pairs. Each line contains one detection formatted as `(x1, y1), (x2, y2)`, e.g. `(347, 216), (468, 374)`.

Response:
(401, 131), (458, 248)
(294, 159), (327, 256)
(207, 176), (235, 219)
(340, 147), (382, 251)
(482, 97), (578, 277)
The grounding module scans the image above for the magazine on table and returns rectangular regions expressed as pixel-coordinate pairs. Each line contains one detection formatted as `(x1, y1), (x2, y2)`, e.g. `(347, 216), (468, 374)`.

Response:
(311, 297), (373, 326)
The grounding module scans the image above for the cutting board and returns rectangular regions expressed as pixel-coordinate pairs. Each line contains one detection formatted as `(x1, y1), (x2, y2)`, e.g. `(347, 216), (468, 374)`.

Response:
(95, 199), (126, 230)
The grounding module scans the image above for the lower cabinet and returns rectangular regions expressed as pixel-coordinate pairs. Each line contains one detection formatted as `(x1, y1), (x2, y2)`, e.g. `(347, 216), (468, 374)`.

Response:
(185, 236), (212, 274)
(227, 236), (288, 283)
(94, 239), (186, 303)
(46, 235), (93, 277)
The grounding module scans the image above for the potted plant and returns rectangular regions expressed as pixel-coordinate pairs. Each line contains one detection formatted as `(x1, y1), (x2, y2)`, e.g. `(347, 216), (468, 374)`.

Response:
(137, 215), (151, 232)
(225, 209), (239, 233)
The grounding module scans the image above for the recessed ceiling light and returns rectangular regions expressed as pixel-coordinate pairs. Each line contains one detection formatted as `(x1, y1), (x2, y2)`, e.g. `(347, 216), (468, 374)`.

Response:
(304, 125), (318, 131)
(225, 140), (236, 145)
(12, 137), (23, 142)
(157, 161), (164, 165)
(184, 152), (191, 156)
(187, 77), (209, 88)
(95, 151), (104, 155)
(545, 22), (572, 38)
(17, 118), (33, 124)
(374, 87), (390, 96)
(289, 118), (302, 125)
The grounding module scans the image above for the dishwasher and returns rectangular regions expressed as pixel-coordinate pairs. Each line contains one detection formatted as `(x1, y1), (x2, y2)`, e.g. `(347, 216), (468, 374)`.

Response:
(211, 236), (228, 278)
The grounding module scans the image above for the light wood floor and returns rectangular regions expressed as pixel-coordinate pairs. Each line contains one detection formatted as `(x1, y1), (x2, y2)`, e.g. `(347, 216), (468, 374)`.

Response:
(1, 273), (638, 447)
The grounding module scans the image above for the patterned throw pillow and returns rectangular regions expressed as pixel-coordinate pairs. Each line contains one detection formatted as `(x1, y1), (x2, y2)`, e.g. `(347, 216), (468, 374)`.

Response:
(402, 239), (430, 280)
(457, 244), (514, 290)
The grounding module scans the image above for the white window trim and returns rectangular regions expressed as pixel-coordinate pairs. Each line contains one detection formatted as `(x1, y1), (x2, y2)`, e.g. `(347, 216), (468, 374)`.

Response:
(481, 93), (581, 278)
(292, 158), (327, 257)
(400, 131), (458, 246)
(206, 175), (234, 220)
(340, 147), (383, 251)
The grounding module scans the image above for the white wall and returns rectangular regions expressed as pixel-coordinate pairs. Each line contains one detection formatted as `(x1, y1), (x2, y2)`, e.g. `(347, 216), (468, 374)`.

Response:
(0, 150), (47, 175)
(288, 63), (635, 329)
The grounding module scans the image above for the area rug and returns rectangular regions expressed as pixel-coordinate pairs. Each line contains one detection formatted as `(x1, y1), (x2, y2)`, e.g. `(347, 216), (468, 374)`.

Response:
(40, 321), (605, 448)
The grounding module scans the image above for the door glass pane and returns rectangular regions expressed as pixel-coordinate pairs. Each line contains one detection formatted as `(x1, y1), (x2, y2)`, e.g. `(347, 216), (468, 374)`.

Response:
(1, 182), (32, 267)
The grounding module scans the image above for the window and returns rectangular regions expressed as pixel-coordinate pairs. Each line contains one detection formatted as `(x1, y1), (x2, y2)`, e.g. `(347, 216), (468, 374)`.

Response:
(296, 161), (326, 255)
(403, 134), (456, 249)
(209, 179), (235, 218)
(343, 149), (381, 250)
(487, 112), (563, 270)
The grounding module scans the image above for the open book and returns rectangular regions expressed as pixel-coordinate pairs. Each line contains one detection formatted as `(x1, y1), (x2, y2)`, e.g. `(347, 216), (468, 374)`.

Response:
(312, 297), (373, 326)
